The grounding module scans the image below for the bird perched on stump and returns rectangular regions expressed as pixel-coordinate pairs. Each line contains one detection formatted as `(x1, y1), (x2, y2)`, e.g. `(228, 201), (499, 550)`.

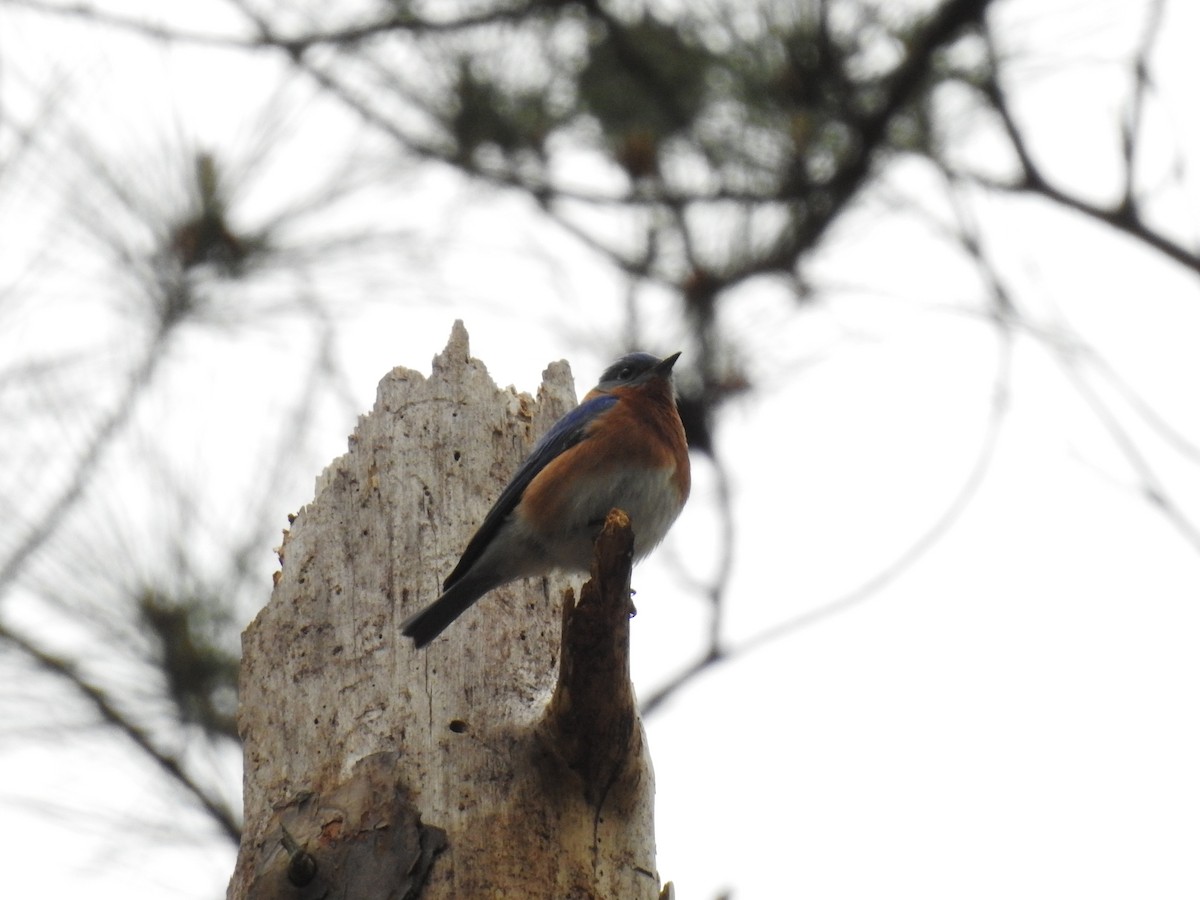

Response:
(401, 351), (690, 647)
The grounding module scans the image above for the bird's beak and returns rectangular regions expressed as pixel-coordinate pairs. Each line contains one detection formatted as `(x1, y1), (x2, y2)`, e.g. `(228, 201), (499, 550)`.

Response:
(655, 352), (682, 376)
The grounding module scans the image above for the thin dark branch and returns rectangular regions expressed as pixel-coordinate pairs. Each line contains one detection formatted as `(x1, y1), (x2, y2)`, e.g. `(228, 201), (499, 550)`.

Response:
(659, 450), (738, 657)
(541, 204), (658, 283)
(1083, 350), (1200, 466)
(642, 169), (1014, 716)
(791, 0), (994, 247)
(0, 334), (170, 601)
(8, 0), (539, 51)
(643, 320), (1012, 714)
(0, 622), (241, 843)
(1121, 0), (1167, 207)
(639, 647), (719, 718)
(978, 31), (1200, 278)
(7, 0), (255, 47)
(979, 170), (1200, 277)
(221, 0), (542, 50)
(1054, 351), (1200, 553)
(662, 0), (998, 293)
(239, 0), (994, 295)
(703, 453), (736, 653)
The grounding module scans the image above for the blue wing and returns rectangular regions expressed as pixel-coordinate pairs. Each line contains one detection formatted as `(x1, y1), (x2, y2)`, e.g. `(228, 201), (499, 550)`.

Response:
(442, 393), (620, 590)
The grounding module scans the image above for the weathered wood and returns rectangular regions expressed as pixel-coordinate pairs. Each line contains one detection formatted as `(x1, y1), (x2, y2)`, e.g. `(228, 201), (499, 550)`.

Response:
(544, 508), (639, 809)
(228, 322), (659, 900)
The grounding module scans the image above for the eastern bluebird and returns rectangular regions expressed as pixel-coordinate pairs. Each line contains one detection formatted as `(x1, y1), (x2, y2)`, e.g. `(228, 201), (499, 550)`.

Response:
(401, 351), (690, 647)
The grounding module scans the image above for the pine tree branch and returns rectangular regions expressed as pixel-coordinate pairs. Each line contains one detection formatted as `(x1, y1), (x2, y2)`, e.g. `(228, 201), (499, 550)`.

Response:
(0, 621), (242, 843)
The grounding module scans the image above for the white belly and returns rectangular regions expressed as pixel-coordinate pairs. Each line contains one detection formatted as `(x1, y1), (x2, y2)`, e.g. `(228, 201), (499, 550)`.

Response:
(531, 465), (682, 572)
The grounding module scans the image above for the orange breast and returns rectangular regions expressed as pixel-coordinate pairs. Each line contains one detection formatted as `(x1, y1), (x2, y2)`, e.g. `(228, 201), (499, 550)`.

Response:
(517, 386), (690, 568)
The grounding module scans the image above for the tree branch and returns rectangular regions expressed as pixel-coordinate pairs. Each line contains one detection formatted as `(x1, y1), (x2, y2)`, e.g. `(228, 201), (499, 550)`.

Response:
(791, 0), (995, 248)
(7, 0), (540, 50)
(0, 621), (241, 843)
(977, 27), (1200, 279)
(0, 335), (171, 604)
(642, 173), (1015, 715)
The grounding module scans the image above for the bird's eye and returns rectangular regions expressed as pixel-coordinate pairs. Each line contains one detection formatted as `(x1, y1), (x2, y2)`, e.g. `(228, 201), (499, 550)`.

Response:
(618, 366), (634, 380)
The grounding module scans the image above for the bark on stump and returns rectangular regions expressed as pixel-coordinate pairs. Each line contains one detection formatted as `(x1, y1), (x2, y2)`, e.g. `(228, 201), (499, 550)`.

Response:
(228, 322), (660, 900)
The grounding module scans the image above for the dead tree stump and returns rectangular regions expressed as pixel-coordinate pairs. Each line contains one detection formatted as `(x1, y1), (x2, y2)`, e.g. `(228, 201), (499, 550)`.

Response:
(228, 322), (661, 900)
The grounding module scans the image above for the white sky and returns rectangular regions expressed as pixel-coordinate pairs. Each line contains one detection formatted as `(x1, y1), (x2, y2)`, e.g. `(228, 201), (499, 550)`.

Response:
(3, 1), (1200, 898)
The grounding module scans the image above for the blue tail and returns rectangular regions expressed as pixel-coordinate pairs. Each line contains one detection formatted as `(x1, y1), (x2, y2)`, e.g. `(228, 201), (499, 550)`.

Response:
(400, 575), (491, 648)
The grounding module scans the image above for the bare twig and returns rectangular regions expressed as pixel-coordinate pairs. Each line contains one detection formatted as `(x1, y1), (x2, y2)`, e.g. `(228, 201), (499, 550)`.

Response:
(977, 28), (1200, 278)
(642, 166), (1015, 715)
(0, 335), (170, 603)
(0, 621), (241, 843)
(7, 0), (538, 50)
(1053, 351), (1200, 553)
(643, 320), (1013, 715)
(1083, 350), (1200, 466)
(1121, 0), (1167, 207)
